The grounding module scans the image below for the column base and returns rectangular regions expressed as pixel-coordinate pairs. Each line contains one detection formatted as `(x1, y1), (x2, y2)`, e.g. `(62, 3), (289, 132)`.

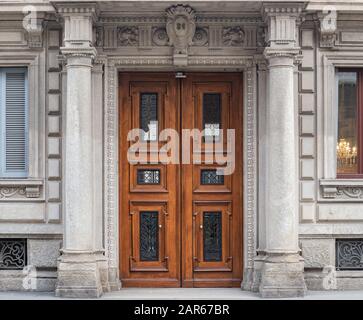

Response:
(96, 253), (111, 293)
(55, 252), (103, 298)
(107, 266), (122, 291)
(259, 253), (306, 298)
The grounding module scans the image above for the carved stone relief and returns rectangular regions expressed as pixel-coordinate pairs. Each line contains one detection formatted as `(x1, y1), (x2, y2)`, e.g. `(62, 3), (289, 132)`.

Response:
(337, 187), (363, 199)
(152, 27), (169, 46)
(165, 4), (196, 55)
(301, 239), (334, 268)
(118, 26), (139, 46)
(317, 11), (337, 48)
(0, 186), (41, 199)
(193, 27), (208, 46)
(222, 26), (245, 46)
(96, 23), (261, 49)
(94, 4), (263, 54)
(256, 27), (266, 47)
(95, 26), (103, 47)
(321, 184), (363, 200)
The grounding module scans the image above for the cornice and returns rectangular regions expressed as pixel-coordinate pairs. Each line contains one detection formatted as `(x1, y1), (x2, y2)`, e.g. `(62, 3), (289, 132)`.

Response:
(262, 3), (305, 18)
(54, 2), (99, 20)
(98, 15), (263, 25)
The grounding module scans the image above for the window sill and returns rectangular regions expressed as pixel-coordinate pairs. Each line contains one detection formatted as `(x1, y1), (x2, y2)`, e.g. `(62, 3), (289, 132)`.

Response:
(0, 179), (43, 199)
(320, 178), (363, 200)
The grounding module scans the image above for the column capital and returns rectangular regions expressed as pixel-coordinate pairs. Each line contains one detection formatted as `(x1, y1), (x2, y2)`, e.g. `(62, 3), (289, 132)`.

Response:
(261, 2), (304, 49)
(54, 2), (98, 55)
(61, 46), (97, 65)
(263, 48), (302, 66)
(54, 2), (99, 19)
(261, 2), (304, 17)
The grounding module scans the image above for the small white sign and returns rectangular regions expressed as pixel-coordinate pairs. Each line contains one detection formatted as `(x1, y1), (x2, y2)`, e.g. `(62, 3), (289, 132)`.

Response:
(205, 123), (220, 141)
(143, 121), (158, 141)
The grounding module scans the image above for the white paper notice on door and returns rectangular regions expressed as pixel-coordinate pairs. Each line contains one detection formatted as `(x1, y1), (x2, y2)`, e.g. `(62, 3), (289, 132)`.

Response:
(142, 121), (158, 141)
(204, 123), (220, 141)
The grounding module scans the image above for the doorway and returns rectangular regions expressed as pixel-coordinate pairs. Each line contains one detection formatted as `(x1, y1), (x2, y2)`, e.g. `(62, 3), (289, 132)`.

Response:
(119, 72), (243, 287)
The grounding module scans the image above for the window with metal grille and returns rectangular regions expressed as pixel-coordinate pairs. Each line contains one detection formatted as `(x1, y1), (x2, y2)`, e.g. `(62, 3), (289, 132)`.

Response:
(0, 238), (27, 270)
(140, 92), (158, 141)
(336, 239), (363, 270)
(201, 169), (224, 185)
(0, 68), (28, 178)
(203, 93), (221, 141)
(137, 169), (160, 184)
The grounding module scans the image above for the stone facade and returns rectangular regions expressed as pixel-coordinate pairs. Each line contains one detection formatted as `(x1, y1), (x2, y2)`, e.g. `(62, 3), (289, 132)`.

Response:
(1, 0), (363, 298)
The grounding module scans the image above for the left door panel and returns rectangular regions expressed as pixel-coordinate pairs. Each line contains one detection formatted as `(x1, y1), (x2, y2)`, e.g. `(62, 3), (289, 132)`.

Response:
(119, 73), (181, 287)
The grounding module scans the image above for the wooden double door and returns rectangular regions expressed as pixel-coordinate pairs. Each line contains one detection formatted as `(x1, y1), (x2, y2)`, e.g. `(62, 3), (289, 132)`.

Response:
(119, 73), (243, 287)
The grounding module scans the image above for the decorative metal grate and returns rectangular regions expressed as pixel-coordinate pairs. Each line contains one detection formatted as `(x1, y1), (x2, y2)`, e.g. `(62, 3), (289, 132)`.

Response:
(201, 169), (224, 185)
(140, 93), (158, 140)
(336, 239), (363, 270)
(140, 211), (159, 261)
(137, 169), (160, 184)
(203, 212), (222, 261)
(203, 93), (221, 141)
(0, 239), (26, 270)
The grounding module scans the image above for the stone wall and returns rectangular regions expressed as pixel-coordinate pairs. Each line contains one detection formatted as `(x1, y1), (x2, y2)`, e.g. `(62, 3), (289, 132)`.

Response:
(0, 16), (62, 291)
(298, 12), (363, 290)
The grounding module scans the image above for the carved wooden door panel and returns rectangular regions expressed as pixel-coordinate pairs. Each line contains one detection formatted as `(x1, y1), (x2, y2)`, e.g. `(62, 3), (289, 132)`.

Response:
(119, 72), (243, 287)
(119, 73), (180, 287)
(181, 73), (243, 287)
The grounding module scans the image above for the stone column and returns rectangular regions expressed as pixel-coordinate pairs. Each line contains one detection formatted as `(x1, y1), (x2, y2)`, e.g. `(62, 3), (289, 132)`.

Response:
(258, 3), (306, 298)
(54, 3), (103, 298)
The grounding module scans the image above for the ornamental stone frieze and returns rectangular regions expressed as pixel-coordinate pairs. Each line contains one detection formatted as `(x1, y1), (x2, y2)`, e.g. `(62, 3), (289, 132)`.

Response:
(96, 21), (262, 49)
(94, 5), (264, 66)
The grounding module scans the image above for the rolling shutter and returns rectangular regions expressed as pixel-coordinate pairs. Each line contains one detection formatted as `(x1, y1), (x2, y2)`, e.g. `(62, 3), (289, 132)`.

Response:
(0, 68), (28, 177)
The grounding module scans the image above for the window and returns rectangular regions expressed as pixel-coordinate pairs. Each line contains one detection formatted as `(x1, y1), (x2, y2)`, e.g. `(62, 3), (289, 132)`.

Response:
(0, 68), (28, 178)
(336, 70), (363, 177)
(140, 92), (158, 141)
(203, 93), (221, 141)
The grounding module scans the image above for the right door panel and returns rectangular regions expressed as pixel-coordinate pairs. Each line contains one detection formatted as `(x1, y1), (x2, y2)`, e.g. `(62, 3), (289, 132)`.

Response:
(181, 73), (243, 287)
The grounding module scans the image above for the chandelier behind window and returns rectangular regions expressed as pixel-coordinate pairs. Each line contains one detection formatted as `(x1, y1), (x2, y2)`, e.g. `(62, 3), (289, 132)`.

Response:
(337, 138), (358, 173)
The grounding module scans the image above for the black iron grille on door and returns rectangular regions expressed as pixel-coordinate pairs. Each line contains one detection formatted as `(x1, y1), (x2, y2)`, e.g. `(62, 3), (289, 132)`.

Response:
(203, 212), (222, 261)
(139, 211), (159, 261)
